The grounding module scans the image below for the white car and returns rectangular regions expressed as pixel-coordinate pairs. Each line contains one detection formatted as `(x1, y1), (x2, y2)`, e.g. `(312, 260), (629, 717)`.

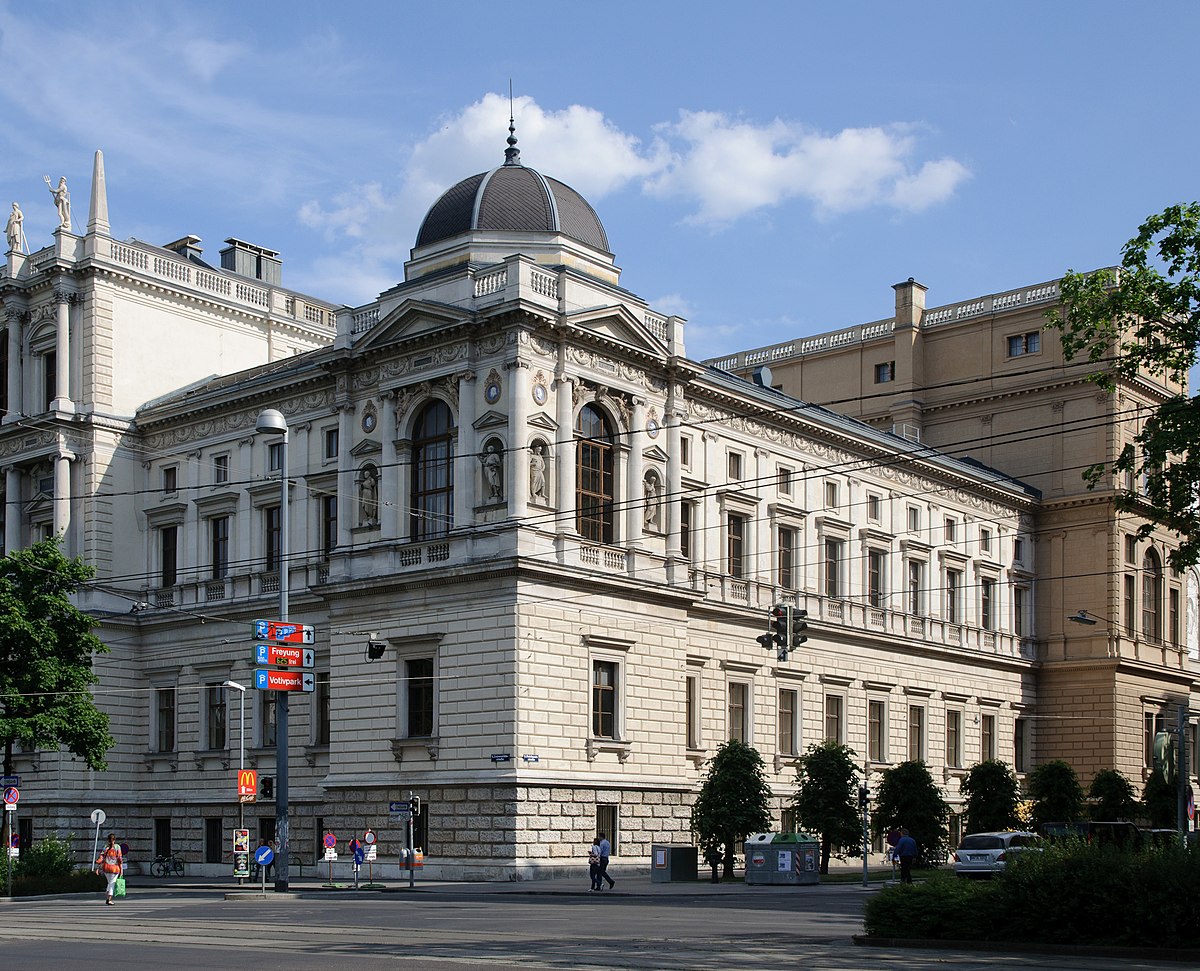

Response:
(952, 831), (1040, 877)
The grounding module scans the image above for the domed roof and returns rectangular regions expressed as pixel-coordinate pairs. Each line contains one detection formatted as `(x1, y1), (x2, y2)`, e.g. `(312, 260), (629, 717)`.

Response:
(415, 128), (610, 254)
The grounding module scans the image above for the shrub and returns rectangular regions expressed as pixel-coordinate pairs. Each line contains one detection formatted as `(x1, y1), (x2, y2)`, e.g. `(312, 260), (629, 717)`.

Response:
(11, 868), (104, 897)
(15, 833), (76, 880)
(864, 873), (998, 941)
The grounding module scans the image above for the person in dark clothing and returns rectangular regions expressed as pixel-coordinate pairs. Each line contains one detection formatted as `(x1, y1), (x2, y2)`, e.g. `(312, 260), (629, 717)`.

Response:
(596, 832), (615, 890)
(895, 828), (918, 884)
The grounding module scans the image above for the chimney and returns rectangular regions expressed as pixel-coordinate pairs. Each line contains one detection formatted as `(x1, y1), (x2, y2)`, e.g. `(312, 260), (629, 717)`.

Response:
(220, 238), (282, 285)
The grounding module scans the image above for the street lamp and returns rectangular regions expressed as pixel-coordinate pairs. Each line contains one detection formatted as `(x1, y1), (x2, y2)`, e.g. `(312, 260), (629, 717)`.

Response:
(221, 680), (246, 845)
(255, 407), (290, 892)
(1067, 609), (1099, 626)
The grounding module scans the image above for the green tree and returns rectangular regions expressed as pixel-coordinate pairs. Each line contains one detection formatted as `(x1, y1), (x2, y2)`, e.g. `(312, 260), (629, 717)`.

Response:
(791, 740), (861, 874)
(1046, 202), (1200, 568)
(1142, 772), (1176, 828)
(960, 760), (1021, 834)
(1026, 759), (1085, 831)
(690, 738), (772, 878)
(1088, 768), (1140, 821)
(872, 761), (949, 866)
(0, 538), (114, 777)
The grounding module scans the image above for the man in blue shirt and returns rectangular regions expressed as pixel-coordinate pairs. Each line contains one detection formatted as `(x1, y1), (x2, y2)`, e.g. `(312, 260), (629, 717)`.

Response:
(895, 829), (918, 884)
(597, 832), (615, 890)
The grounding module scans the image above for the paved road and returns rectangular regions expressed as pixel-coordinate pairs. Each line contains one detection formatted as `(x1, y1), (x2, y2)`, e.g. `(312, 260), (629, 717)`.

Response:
(0, 877), (1193, 970)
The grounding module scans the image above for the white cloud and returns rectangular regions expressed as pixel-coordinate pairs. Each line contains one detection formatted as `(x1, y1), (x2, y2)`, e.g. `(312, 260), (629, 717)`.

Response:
(645, 111), (970, 224)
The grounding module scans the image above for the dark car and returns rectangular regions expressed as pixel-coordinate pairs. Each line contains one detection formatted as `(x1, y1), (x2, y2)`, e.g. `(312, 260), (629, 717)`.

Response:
(1040, 821), (1143, 848)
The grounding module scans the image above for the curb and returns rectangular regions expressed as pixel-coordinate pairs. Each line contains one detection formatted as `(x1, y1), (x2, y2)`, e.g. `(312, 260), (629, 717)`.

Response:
(854, 935), (1200, 963)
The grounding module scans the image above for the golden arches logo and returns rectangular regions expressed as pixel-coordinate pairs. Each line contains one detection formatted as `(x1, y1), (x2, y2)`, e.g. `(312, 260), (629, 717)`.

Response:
(238, 770), (257, 792)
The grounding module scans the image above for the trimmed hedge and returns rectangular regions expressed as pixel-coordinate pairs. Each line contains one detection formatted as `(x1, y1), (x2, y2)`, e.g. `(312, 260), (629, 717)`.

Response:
(864, 841), (1200, 949)
(6, 869), (105, 897)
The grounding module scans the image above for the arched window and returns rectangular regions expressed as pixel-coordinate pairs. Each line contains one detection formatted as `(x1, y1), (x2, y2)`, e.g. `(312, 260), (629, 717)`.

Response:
(410, 400), (454, 540)
(575, 404), (614, 543)
(1142, 548), (1163, 640)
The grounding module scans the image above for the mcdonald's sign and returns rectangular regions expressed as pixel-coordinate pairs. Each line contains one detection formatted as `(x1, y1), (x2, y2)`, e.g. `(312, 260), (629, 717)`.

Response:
(237, 769), (257, 803)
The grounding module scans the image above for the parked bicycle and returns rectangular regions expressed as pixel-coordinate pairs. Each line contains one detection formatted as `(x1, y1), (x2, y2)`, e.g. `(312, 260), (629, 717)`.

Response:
(150, 853), (185, 877)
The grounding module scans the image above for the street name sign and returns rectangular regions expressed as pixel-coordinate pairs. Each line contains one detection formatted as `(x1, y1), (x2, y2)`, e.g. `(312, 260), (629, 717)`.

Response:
(254, 620), (315, 644)
(254, 644), (315, 668)
(254, 669), (316, 693)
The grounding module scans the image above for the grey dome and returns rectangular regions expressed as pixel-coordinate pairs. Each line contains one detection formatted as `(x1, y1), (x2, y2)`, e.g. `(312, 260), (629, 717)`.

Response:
(416, 163), (610, 254)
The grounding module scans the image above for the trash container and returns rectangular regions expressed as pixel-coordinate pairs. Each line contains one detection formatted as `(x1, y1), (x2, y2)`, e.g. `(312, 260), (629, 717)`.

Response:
(650, 844), (698, 882)
(744, 832), (820, 886)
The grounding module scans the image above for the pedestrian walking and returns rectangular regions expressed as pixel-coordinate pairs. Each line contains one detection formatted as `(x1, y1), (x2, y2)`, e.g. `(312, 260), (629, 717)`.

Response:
(895, 828), (918, 885)
(95, 834), (123, 905)
(597, 832), (615, 890)
(587, 838), (601, 891)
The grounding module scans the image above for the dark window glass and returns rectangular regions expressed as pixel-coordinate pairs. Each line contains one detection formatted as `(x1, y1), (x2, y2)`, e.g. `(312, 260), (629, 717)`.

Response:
(407, 658), (434, 737)
(593, 660), (618, 738)
(211, 516), (229, 579)
(265, 505), (281, 571)
(576, 405), (614, 543)
(411, 401), (455, 540)
(161, 525), (178, 587)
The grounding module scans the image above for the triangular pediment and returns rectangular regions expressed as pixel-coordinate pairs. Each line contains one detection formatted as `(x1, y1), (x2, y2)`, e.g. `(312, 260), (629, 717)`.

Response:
(527, 412), (558, 432)
(349, 439), (382, 457)
(564, 304), (668, 356)
(473, 410), (509, 431)
(643, 445), (669, 463)
(354, 299), (471, 351)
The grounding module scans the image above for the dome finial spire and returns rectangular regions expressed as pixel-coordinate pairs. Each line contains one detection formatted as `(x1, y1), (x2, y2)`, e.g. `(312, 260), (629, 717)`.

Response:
(504, 80), (521, 166)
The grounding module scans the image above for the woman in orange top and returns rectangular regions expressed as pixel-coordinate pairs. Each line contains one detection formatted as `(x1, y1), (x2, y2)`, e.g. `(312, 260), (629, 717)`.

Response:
(95, 834), (123, 905)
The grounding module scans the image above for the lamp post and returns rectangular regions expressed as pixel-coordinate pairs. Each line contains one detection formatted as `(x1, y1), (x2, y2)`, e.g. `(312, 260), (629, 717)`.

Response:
(222, 680), (246, 843)
(256, 408), (289, 892)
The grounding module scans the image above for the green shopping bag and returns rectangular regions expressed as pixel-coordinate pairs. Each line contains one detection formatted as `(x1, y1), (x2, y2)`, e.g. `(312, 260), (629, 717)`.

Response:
(114, 876), (126, 897)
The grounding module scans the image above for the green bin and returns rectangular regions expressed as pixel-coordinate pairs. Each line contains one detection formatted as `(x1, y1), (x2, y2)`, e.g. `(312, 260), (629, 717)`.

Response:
(744, 832), (820, 885)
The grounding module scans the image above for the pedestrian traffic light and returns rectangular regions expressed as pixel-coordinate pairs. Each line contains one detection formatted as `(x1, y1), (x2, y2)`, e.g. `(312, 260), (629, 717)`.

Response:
(792, 608), (808, 646)
(261, 776), (274, 799)
(412, 795), (421, 816)
(858, 785), (869, 809)
(770, 604), (791, 648)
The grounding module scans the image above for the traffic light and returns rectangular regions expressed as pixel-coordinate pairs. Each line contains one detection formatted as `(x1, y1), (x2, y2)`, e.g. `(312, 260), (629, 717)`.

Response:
(367, 640), (386, 660)
(261, 776), (274, 799)
(412, 795), (421, 816)
(792, 609), (808, 647)
(858, 785), (869, 809)
(1153, 731), (1175, 785)
(770, 604), (792, 661)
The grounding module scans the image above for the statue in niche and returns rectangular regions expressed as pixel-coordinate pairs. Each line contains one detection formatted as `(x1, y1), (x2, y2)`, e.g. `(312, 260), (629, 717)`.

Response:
(43, 175), (70, 231)
(529, 443), (548, 503)
(358, 465), (379, 527)
(643, 472), (661, 530)
(480, 442), (503, 500)
(5, 202), (25, 253)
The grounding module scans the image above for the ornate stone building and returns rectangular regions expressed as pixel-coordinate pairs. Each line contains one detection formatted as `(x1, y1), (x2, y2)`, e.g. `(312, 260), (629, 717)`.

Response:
(4, 143), (1046, 878)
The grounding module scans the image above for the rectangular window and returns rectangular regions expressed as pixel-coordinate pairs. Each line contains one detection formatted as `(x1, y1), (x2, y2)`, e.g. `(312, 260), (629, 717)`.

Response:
(727, 452), (742, 481)
(980, 577), (995, 631)
(42, 351), (56, 410)
(824, 694), (844, 743)
(213, 454), (229, 484)
(1124, 574), (1136, 633)
(155, 688), (176, 752)
(596, 805), (619, 855)
(825, 481), (839, 510)
(162, 466), (177, 493)
(680, 436), (691, 468)
(1170, 588), (1181, 647)
(154, 818), (172, 858)
(406, 658), (434, 737)
(1014, 587), (1027, 637)
(323, 427), (339, 460)
(727, 513), (747, 579)
(907, 506), (920, 533)
(161, 525), (178, 588)
(1190, 723), (1199, 779)
(981, 713), (996, 761)
(260, 690), (277, 748)
(211, 516), (229, 579)
(778, 688), (798, 756)
(946, 709), (963, 768)
(1125, 534), (1138, 564)
(1007, 331), (1041, 357)
(321, 494), (338, 558)
(868, 699), (886, 762)
(1014, 717), (1028, 773)
(868, 550), (886, 608)
(264, 505), (281, 572)
(1013, 538), (1024, 564)
(686, 674), (700, 750)
(908, 705), (926, 761)
(593, 660), (619, 739)
(946, 569), (961, 624)
(777, 466), (793, 496)
(907, 560), (924, 616)
(980, 527), (992, 554)
(867, 494), (881, 522)
(680, 502), (692, 561)
(205, 818), (223, 865)
(205, 683), (226, 751)
(268, 441), (283, 472)
(824, 538), (843, 599)
(778, 527), (796, 590)
(314, 671), (330, 745)
(1144, 710), (1166, 767)
(874, 361), (895, 384)
(944, 517), (956, 544)
(728, 682), (748, 743)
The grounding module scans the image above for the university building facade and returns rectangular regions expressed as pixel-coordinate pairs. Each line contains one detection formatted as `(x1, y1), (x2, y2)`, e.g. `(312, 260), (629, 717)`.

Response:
(0, 142), (1180, 878)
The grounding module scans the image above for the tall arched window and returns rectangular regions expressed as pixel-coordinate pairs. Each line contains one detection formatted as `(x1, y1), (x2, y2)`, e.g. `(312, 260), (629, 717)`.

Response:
(1142, 548), (1163, 640)
(575, 404), (614, 543)
(411, 400), (454, 540)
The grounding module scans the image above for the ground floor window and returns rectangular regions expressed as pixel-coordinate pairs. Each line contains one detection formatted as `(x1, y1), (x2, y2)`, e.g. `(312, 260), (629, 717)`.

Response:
(154, 817), (172, 857)
(596, 804), (619, 854)
(205, 818), (223, 864)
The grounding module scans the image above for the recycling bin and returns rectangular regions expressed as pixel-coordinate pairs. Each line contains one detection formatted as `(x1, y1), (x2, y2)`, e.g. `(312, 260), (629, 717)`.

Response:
(651, 844), (698, 882)
(744, 832), (820, 885)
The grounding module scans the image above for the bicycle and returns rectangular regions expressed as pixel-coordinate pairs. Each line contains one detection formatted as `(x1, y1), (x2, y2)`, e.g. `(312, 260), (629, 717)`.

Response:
(150, 853), (185, 877)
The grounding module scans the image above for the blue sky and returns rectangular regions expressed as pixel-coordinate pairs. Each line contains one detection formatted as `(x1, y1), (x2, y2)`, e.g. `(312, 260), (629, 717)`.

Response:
(2, 1), (1197, 363)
